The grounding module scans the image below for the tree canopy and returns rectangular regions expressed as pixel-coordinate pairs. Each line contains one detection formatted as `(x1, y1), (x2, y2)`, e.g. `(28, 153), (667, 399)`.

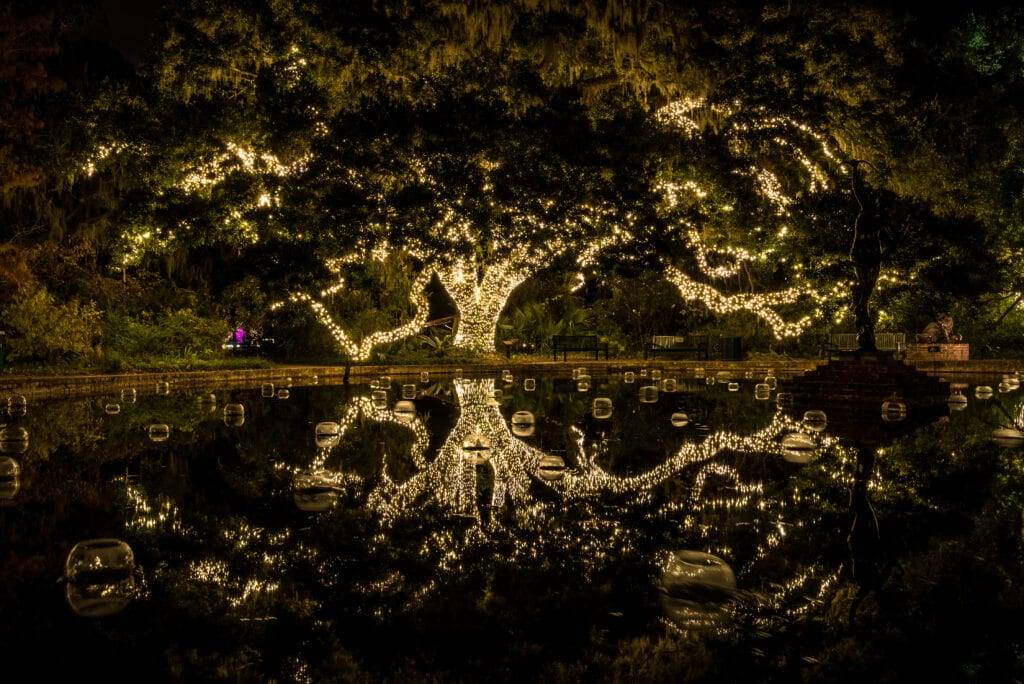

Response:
(2, 1), (1023, 362)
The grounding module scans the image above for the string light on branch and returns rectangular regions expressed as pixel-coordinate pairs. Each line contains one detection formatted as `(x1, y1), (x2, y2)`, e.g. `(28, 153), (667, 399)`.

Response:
(271, 249), (432, 362)
(664, 265), (845, 339)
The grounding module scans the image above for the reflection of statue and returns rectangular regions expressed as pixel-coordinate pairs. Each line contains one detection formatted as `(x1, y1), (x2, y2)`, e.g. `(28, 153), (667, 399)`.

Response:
(917, 313), (960, 343)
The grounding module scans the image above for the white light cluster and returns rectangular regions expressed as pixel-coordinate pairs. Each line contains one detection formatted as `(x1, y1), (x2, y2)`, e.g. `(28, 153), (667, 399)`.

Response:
(81, 142), (129, 178)
(178, 142), (309, 193)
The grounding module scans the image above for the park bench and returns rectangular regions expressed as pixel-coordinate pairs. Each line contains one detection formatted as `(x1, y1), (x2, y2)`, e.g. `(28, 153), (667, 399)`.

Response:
(821, 332), (905, 360)
(551, 335), (609, 361)
(644, 335), (709, 360)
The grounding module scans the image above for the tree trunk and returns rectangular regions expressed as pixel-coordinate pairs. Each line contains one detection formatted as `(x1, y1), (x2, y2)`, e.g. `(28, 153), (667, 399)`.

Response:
(438, 259), (531, 354)
(850, 180), (881, 352)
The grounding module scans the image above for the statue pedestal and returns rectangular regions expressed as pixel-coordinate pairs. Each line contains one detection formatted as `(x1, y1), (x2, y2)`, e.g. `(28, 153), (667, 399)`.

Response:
(906, 343), (970, 361)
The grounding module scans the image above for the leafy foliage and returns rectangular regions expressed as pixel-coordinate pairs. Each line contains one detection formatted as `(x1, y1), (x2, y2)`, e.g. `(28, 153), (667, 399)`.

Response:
(1, 283), (101, 362)
(104, 309), (229, 366)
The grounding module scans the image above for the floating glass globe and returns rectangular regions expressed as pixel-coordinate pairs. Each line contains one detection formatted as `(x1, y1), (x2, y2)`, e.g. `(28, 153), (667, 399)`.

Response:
(462, 433), (492, 464)
(694, 367), (705, 379)
(379, 375), (392, 387)
(223, 404), (245, 427)
(371, 390), (388, 409)
(120, 388), (137, 403)
(727, 382), (739, 392)
(420, 371), (430, 383)
(639, 369), (648, 378)
(975, 385), (994, 399)
(224, 403), (245, 417)
(881, 396), (907, 422)
(781, 432), (817, 463)
(0, 426), (28, 452)
(198, 392), (216, 404)
(775, 392), (794, 408)
(670, 412), (689, 427)
(293, 473), (342, 512)
(315, 421), (341, 447)
(623, 371), (636, 384)
(104, 403), (121, 415)
(276, 389), (290, 400)
(716, 371), (732, 382)
(705, 376), (716, 386)
(573, 367), (587, 380)
(7, 395), (27, 414)
(0, 456), (20, 500)
(454, 368), (463, 380)
(576, 378), (590, 392)
(651, 369), (662, 381)
(394, 400), (417, 422)
(148, 424), (171, 442)
(223, 405), (244, 428)
(402, 384), (417, 400)
(639, 385), (659, 404)
(947, 392), (968, 411)
(754, 383), (771, 400)
(802, 410), (827, 432)
(524, 378), (537, 392)
(659, 550), (735, 629)
(765, 373), (778, 390)
(511, 411), (536, 437)
(156, 381), (170, 395)
(537, 454), (566, 481)
(661, 378), (677, 393)
(502, 369), (513, 383)
(261, 383), (275, 397)
(64, 538), (137, 618)
(592, 397), (613, 420)
(992, 427), (1024, 447)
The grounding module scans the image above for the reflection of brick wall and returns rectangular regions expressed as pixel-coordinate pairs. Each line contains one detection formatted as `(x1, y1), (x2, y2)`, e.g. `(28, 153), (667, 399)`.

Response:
(906, 343), (970, 361)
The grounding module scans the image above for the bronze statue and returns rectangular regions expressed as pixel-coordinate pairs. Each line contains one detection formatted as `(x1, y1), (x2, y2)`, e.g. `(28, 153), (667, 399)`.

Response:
(917, 313), (960, 343)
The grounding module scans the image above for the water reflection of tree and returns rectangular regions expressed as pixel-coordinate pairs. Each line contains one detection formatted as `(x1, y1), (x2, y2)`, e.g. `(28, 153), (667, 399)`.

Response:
(3, 382), (1024, 680)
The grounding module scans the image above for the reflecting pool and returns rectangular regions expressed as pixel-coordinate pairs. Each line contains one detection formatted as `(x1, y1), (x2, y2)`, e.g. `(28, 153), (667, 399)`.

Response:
(1, 372), (1022, 680)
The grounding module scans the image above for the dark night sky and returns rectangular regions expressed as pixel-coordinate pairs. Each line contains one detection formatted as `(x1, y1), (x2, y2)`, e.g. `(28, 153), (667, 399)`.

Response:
(90, 0), (163, 63)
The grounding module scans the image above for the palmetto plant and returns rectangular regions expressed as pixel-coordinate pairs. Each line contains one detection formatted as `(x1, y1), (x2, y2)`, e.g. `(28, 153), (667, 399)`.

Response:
(418, 330), (454, 354)
(500, 302), (588, 352)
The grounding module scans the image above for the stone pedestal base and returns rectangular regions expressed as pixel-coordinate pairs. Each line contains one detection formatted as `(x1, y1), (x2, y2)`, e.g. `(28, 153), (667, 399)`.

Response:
(906, 343), (970, 362)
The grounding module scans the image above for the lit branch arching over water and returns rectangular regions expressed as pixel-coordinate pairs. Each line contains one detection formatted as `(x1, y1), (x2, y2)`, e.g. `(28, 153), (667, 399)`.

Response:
(270, 250), (433, 362)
